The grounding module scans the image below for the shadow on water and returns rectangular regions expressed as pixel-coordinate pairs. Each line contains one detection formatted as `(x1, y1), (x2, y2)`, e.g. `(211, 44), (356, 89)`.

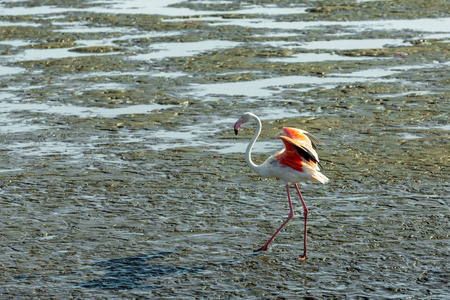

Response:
(77, 252), (205, 290)
(14, 251), (259, 290)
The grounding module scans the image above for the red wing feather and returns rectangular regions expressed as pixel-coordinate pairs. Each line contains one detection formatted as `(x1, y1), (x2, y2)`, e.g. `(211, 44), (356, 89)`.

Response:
(282, 127), (321, 151)
(279, 136), (324, 170)
(276, 136), (305, 172)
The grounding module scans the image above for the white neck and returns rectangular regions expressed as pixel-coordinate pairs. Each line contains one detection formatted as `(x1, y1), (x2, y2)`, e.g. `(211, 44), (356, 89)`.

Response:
(245, 113), (263, 175)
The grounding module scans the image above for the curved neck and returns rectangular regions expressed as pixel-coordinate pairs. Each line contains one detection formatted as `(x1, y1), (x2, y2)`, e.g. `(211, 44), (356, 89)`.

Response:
(245, 114), (262, 174)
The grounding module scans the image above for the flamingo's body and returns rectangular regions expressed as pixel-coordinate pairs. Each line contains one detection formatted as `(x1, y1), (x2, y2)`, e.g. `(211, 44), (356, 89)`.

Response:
(234, 112), (328, 260)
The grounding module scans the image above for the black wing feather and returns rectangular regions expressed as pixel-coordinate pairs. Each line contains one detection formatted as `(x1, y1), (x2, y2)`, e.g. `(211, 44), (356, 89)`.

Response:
(292, 143), (324, 170)
(303, 132), (322, 151)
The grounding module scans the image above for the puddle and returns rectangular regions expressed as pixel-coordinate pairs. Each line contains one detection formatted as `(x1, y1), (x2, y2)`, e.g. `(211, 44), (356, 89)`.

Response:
(302, 38), (408, 50)
(211, 17), (450, 33)
(91, 0), (308, 16)
(268, 52), (378, 63)
(331, 68), (398, 78)
(0, 116), (48, 133)
(372, 90), (434, 99)
(408, 124), (450, 131)
(130, 40), (240, 60)
(0, 66), (25, 76)
(0, 5), (73, 16)
(0, 168), (23, 173)
(397, 133), (423, 140)
(190, 71), (397, 98)
(262, 38), (407, 51)
(52, 21), (142, 34)
(166, 5), (309, 17)
(0, 20), (40, 26)
(2, 32), (181, 62)
(0, 92), (17, 100)
(216, 140), (280, 154)
(1, 0), (306, 17)
(0, 102), (176, 118)
(6, 47), (119, 62)
(2, 39), (238, 64)
(85, 0), (198, 16)
(0, 39), (33, 47)
(54, 70), (188, 85)
(2, 41), (120, 63)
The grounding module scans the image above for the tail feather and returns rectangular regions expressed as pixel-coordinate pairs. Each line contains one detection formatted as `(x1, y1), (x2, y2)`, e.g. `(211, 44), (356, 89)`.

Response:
(312, 172), (329, 184)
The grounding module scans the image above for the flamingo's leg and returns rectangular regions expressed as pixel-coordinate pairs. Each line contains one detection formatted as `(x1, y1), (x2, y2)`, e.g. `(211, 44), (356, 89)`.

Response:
(255, 184), (294, 252)
(294, 183), (308, 260)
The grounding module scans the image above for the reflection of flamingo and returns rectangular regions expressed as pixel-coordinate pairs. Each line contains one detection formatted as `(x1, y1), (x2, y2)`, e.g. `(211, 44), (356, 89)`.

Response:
(234, 112), (329, 260)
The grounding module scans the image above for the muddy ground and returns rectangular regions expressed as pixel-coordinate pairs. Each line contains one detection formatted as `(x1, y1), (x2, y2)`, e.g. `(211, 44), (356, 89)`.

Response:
(0, 0), (449, 299)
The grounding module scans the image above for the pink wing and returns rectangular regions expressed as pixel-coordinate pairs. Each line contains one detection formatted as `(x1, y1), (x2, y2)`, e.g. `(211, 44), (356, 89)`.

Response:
(276, 127), (323, 170)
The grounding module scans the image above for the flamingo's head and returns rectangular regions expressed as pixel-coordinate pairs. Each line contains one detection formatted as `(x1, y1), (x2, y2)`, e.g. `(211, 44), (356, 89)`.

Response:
(234, 112), (253, 135)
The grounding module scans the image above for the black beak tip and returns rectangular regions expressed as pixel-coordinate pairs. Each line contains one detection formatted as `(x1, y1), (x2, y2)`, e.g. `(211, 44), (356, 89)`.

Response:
(234, 129), (239, 135)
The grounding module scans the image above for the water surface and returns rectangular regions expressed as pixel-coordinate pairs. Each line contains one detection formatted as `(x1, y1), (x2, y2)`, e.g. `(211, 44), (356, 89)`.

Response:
(1, 0), (448, 299)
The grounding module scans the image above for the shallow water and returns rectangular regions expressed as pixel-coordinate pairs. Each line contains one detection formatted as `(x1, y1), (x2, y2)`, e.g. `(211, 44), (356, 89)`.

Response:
(1, 0), (449, 299)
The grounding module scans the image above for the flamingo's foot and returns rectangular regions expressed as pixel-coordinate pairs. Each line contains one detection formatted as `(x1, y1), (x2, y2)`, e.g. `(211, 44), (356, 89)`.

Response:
(297, 254), (307, 260)
(254, 245), (268, 252)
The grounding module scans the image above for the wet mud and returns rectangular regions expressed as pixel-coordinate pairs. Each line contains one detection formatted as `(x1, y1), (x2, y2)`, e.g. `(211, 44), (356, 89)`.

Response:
(1, 0), (449, 299)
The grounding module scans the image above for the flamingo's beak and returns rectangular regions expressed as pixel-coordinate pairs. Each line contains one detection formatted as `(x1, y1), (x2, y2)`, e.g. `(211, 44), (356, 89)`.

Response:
(234, 118), (244, 135)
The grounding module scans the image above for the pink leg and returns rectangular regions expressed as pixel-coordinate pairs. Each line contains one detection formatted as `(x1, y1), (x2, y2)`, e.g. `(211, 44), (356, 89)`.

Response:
(294, 183), (308, 260)
(255, 184), (294, 252)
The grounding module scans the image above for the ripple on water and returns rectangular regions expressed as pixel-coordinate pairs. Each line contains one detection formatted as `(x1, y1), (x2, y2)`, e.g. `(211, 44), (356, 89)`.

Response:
(0, 0), (448, 299)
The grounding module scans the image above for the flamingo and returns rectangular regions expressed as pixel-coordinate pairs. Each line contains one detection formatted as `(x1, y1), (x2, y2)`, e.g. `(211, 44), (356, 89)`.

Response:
(234, 112), (329, 260)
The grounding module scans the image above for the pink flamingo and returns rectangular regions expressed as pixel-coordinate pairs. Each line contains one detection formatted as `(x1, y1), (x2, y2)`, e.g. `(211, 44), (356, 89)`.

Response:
(234, 112), (329, 260)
